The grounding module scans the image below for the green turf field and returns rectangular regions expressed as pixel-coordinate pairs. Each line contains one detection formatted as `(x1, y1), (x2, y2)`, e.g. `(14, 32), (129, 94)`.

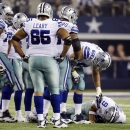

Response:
(0, 92), (130, 130)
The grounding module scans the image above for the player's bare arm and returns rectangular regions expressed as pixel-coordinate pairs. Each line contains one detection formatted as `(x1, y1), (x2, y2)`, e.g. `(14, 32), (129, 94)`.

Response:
(89, 104), (97, 123)
(92, 67), (101, 89)
(11, 28), (27, 58)
(57, 28), (72, 57)
(92, 66), (102, 99)
(0, 28), (3, 35)
(70, 33), (81, 60)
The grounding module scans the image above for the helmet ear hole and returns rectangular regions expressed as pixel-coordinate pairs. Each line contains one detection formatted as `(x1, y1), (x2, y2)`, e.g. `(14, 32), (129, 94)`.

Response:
(13, 13), (27, 29)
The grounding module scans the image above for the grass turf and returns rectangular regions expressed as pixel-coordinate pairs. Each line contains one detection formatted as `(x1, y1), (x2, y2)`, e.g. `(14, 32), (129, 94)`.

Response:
(0, 93), (129, 130)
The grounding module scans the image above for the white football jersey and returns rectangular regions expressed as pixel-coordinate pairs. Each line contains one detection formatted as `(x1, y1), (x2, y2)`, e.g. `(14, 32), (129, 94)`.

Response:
(77, 41), (103, 67)
(7, 26), (21, 59)
(22, 18), (62, 57)
(56, 20), (79, 55)
(95, 96), (126, 123)
(0, 19), (8, 53)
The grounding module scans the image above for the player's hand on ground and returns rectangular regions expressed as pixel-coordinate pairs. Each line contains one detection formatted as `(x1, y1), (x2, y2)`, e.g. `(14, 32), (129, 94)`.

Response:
(96, 93), (103, 109)
(89, 120), (95, 124)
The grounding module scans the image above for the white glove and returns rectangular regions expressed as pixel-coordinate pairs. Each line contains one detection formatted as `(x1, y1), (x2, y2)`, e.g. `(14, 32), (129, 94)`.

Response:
(0, 64), (6, 76)
(72, 71), (80, 84)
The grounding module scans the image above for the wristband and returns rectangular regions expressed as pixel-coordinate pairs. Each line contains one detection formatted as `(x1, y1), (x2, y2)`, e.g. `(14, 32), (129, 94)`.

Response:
(96, 87), (102, 97)
(89, 111), (95, 115)
(22, 55), (25, 58)
(72, 71), (79, 78)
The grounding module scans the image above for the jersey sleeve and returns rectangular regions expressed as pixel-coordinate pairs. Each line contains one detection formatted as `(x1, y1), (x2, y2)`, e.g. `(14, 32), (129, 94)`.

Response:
(58, 21), (62, 29)
(7, 28), (13, 40)
(22, 21), (31, 35)
(8, 31), (13, 40)
(0, 20), (5, 29)
(70, 24), (79, 34)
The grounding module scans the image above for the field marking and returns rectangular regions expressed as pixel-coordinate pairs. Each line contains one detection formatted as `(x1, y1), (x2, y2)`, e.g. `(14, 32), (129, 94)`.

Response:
(3, 92), (129, 98)
(118, 104), (130, 107)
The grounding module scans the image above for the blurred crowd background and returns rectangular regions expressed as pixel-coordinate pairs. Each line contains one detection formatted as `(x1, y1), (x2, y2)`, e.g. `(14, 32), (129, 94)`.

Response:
(1, 0), (130, 83)
(2, 0), (130, 17)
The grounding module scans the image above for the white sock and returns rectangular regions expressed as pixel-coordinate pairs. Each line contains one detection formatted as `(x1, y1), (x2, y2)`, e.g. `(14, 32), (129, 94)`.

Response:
(16, 110), (21, 115)
(25, 111), (31, 118)
(2, 99), (10, 112)
(32, 107), (37, 114)
(43, 99), (50, 114)
(60, 103), (66, 112)
(38, 114), (43, 121)
(75, 104), (82, 115)
(54, 113), (60, 120)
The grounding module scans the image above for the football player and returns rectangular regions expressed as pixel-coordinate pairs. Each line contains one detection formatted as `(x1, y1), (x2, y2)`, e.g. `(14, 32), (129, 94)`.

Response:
(61, 41), (111, 124)
(23, 35), (34, 123)
(7, 13), (27, 122)
(11, 2), (72, 128)
(43, 6), (80, 124)
(66, 96), (126, 123)
(0, 3), (16, 122)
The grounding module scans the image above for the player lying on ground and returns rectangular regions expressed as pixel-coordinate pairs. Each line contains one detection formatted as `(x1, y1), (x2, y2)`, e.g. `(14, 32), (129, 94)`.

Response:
(66, 96), (126, 123)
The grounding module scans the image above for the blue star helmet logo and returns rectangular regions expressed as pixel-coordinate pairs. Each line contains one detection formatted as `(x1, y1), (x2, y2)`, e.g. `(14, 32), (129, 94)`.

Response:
(73, 10), (76, 14)
(17, 15), (20, 19)
(101, 59), (105, 62)
(2, 6), (5, 9)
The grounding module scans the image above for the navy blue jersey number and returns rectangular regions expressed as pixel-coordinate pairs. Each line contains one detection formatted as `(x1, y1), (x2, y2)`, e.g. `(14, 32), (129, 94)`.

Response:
(31, 29), (51, 45)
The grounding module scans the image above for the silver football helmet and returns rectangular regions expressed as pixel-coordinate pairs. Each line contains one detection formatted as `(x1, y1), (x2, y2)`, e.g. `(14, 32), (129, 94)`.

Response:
(13, 13), (27, 29)
(92, 51), (111, 71)
(59, 6), (78, 24)
(0, 3), (13, 24)
(36, 2), (53, 18)
(103, 106), (120, 123)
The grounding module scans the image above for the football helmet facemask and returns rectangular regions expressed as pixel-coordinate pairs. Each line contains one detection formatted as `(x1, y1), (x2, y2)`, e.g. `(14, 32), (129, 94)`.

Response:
(0, 3), (13, 24)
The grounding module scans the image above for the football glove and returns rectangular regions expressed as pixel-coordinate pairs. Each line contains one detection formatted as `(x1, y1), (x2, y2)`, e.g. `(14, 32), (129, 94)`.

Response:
(22, 56), (29, 63)
(72, 71), (80, 84)
(54, 55), (64, 64)
(96, 93), (102, 109)
(69, 58), (79, 68)
(0, 64), (6, 76)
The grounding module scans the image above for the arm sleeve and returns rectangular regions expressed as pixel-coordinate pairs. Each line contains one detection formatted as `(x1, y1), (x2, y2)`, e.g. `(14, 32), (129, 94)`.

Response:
(8, 31), (13, 40)
(70, 25), (79, 34)
(22, 21), (30, 35)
